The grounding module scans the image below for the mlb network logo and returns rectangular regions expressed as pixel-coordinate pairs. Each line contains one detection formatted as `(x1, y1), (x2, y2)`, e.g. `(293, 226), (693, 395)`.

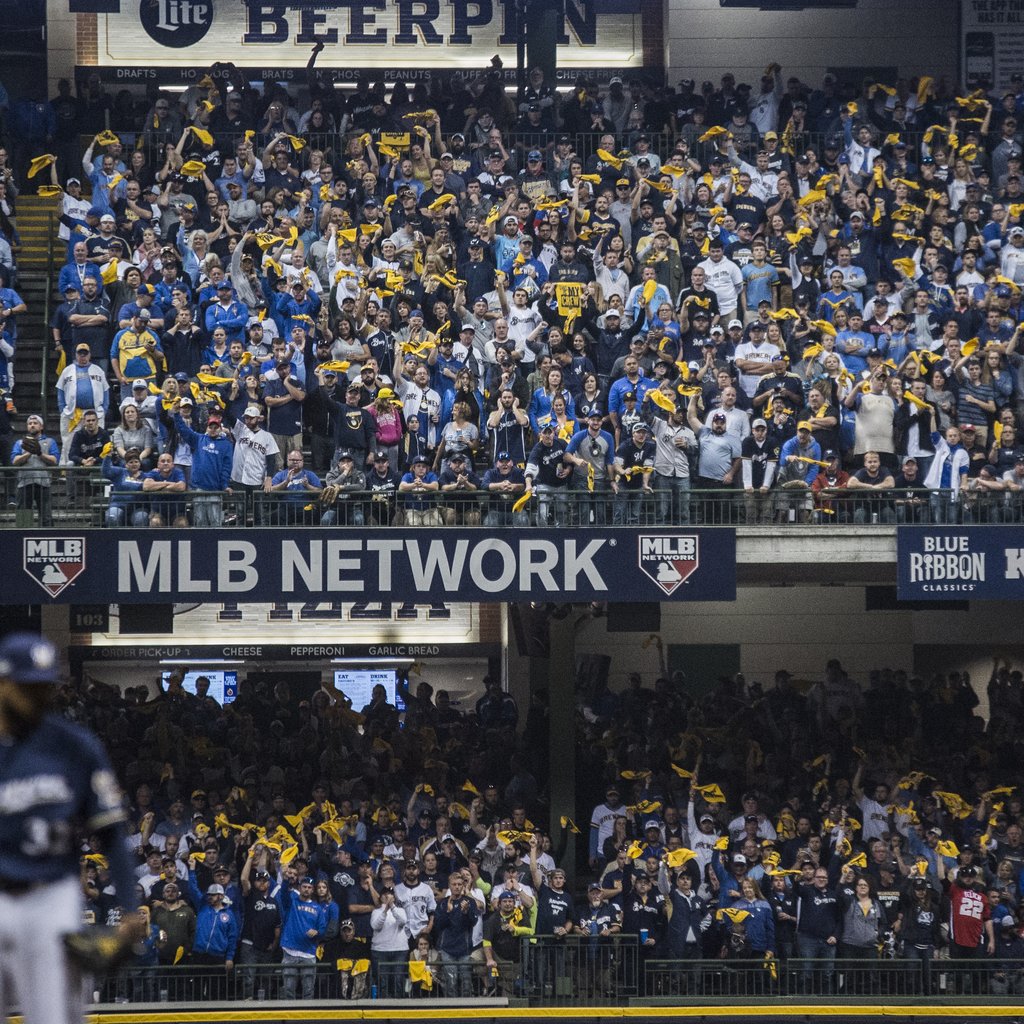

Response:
(23, 537), (87, 598)
(637, 534), (699, 595)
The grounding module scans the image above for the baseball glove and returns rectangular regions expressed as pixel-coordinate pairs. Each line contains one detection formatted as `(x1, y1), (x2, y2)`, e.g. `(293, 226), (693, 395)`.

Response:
(320, 483), (340, 505)
(63, 927), (134, 973)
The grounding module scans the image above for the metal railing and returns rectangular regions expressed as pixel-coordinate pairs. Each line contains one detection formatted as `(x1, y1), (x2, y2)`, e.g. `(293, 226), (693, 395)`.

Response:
(90, 952), (1024, 1006)
(641, 956), (1023, 1000)
(0, 467), (246, 528)
(0, 472), (1017, 529)
(40, 211), (56, 424)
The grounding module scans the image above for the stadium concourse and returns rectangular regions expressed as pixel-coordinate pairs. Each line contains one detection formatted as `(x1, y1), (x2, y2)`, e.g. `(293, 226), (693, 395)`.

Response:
(2, 38), (1024, 1024)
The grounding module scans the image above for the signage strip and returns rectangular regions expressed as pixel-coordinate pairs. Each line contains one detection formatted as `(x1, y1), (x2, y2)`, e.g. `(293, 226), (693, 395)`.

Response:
(897, 526), (1024, 600)
(14, 529), (737, 605)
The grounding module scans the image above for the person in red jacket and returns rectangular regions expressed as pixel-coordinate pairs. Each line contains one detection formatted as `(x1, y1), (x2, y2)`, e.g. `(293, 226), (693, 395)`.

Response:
(946, 865), (995, 993)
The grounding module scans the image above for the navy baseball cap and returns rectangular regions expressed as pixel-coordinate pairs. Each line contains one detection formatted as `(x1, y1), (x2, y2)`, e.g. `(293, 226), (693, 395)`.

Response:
(0, 634), (59, 684)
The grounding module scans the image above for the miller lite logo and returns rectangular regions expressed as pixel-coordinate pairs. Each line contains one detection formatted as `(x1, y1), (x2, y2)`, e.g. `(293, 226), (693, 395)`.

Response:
(637, 535), (699, 595)
(140, 0), (213, 47)
(23, 537), (86, 598)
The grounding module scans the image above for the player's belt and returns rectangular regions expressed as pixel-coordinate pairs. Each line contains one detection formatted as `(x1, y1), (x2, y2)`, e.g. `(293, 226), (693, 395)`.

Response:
(0, 877), (37, 895)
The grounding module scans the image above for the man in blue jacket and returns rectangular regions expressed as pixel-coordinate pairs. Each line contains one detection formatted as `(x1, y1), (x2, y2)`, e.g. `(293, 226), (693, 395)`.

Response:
(433, 872), (479, 995)
(204, 282), (249, 343)
(174, 406), (234, 526)
(277, 875), (328, 1000)
(776, 421), (822, 524)
(183, 874), (239, 998)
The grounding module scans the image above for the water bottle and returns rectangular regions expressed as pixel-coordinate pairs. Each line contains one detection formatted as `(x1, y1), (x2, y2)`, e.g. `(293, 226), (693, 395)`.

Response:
(639, 928), (649, 944)
(370, 983), (378, 999)
(159, 989), (168, 1003)
(256, 988), (266, 1001)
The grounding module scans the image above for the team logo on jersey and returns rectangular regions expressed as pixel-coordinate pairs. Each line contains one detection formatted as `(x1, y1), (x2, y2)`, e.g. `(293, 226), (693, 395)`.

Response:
(637, 534), (698, 595)
(23, 537), (86, 597)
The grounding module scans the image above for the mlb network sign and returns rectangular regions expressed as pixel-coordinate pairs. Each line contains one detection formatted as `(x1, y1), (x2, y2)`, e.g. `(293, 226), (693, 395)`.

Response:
(6, 529), (735, 605)
(897, 527), (1024, 600)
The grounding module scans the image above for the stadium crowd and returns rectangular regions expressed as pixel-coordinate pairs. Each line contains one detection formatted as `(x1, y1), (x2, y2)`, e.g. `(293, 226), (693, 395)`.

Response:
(61, 653), (1024, 1000)
(1, 58), (1024, 524)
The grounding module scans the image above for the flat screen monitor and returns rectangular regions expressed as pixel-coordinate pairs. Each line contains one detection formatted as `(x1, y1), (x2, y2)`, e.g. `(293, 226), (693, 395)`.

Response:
(333, 669), (404, 712)
(160, 670), (238, 705)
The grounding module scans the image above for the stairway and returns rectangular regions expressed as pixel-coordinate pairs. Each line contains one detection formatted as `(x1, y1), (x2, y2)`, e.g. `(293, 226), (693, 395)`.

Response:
(12, 195), (61, 428)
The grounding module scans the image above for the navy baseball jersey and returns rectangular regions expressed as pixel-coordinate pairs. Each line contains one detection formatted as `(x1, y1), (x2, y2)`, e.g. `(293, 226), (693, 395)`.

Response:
(0, 714), (126, 883)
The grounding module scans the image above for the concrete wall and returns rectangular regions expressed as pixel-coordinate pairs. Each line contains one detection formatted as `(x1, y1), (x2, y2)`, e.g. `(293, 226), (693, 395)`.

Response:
(46, 0), (79, 96)
(555, 585), (1023, 719)
(664, 0), (959, 90)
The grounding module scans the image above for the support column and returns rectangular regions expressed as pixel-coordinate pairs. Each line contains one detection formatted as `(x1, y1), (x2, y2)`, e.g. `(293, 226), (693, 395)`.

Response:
(545, 614), (576, 886)
(525, 0), (559, 89)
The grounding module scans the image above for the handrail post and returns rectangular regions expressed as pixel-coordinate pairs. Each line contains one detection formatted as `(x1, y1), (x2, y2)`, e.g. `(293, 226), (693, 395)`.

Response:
(40, 211), (55, 424)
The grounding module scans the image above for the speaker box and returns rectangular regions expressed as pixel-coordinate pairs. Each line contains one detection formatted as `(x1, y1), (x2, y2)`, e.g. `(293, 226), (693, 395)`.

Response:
(606, 603), (661, 632)
(118, 604), (174, 634)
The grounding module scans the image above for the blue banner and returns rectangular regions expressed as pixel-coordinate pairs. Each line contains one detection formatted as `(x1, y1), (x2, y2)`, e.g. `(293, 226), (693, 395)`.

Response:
(897, 526), (1024, 600)
(3, 528), (736, 605)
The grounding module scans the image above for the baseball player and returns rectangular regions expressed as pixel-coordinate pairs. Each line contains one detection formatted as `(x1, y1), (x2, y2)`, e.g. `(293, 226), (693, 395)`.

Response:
(0, 633), (142, 1024)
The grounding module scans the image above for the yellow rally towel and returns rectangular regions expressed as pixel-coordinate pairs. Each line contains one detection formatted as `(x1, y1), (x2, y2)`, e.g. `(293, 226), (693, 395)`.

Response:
(664, 848), (697, 868)
(597, 148), (624, 169)
(428, 193), (456, 211)
(181, 160), (207, 177)
(718, 908), (750, 924)
(560, 815), (582, 834)
(694, 783), (725, 803)
(496, 829), (534, 845)
(37, 185), (64, 198)
(27, 154), (56, 178)
(649, 389), (677, 413)
(697, 126), (729, 143)
(629, 800), (662, 815)
(189, 127), (213, 147)
(408, 960), (433, 990)
(511, 491), (533, 514)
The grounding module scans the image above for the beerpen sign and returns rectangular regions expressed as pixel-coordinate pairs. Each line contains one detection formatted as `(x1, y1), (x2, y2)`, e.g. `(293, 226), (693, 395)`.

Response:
(87, 0), (642, 76)
(10, 528), (736, 605)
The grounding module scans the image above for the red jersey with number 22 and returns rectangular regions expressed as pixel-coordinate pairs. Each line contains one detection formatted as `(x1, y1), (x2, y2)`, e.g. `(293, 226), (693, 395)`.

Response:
(948, 881), (989, 947)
